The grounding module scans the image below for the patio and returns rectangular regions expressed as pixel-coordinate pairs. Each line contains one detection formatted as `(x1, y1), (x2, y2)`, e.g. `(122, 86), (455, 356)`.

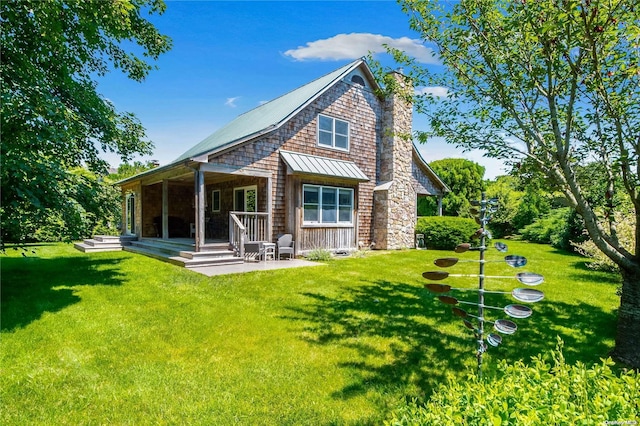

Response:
(189, 258), (325, 277)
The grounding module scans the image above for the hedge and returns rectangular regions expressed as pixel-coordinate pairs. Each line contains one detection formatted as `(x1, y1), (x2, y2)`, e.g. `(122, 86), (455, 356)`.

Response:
(416, 216), (478, 250)
(385, 340), (639, 425)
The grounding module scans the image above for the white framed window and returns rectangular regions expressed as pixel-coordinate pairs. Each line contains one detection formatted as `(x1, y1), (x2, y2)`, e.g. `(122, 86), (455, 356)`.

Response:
(211, 190), (221, 213)
(234, 185), (257, 212)
(303, 184), (353, 225)
(318, 114), (349, 151)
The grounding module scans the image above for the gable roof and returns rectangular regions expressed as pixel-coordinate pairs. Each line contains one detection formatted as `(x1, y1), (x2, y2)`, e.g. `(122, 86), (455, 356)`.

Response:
(173, 59), (377, 164)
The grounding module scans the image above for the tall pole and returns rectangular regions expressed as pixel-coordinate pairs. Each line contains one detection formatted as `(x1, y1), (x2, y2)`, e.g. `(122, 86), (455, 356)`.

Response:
(477, 192), (487, 378)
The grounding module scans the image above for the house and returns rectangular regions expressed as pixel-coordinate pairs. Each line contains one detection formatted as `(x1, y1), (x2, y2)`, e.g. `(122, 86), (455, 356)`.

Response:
(96, 60), (448, 265)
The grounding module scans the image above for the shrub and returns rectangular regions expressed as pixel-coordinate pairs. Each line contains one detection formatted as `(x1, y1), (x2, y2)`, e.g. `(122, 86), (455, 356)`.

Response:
(385, 340), (639, 425)
(415, 216), (478, 250)
(573, 211), (636, 272)
(28, 203), (93, 242)
(519, 208), (584, 251)
(305, 248), (332, 261)
(520, 208), (566, 244)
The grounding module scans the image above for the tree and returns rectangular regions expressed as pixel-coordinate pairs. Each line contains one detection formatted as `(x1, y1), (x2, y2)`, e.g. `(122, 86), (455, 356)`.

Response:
(24, 167), (123, 242)
(383, 0), (640, 367)
(418, 158), (485, 216)
(107, 160), (160, 183)
(485, 175), (526, 237)
(486, 175), (552, 237)
(0, 0), (171, 246)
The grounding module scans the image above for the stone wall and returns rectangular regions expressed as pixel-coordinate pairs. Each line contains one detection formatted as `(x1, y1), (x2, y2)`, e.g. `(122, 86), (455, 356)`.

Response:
(373, 71), (416, 249)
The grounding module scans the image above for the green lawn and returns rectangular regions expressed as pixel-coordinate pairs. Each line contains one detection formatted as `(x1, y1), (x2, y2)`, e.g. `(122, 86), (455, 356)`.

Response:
(1, 241), (620, 425)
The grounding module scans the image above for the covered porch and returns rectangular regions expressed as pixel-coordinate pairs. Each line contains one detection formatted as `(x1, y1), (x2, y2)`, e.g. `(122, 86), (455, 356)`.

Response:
(121, 162), (274, 255)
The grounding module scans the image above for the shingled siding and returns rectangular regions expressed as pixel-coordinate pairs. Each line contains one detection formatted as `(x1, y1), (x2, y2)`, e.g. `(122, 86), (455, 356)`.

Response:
(412, 159), (441, 196)
(206, 79), (382, 250)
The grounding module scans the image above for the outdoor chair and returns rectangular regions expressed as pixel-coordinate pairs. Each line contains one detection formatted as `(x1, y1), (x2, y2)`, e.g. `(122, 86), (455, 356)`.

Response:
(276, 234), (295, 260)
(243, 241), (265, 262)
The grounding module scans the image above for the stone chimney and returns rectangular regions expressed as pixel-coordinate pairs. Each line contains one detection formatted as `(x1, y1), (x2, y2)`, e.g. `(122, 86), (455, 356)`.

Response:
(373, 71), (416, 249)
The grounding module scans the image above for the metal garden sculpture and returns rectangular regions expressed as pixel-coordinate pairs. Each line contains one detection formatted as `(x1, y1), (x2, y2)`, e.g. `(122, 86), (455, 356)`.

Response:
(423, 193), (544, 377)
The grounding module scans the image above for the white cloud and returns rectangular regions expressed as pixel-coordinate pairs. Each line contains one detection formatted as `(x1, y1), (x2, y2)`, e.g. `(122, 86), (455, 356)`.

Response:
(284, 32), (439, 64)
(415, 86), (450, 98)
(225, 96), (240, 108)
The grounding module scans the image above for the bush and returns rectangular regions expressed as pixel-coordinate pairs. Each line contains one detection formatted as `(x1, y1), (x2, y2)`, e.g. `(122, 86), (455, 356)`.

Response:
(415, 216), (478, 250)
(573, 210), (636, 272)
(305, 248), (332, 261)
(28, 203), (93, 242)
(385, 340), (639, 425)
(519, 208), (584, 251)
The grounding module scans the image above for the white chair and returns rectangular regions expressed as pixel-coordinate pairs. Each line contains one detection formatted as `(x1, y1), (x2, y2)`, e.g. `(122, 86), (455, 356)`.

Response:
(276, 234), (295, 260)
(190, 223), (196, 238)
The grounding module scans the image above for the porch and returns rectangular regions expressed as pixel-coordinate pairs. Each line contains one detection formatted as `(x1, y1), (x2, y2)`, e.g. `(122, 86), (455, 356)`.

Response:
(76, 210), (282, 268)
(122, 163), (275, 254)
(126, 210), (276, 268)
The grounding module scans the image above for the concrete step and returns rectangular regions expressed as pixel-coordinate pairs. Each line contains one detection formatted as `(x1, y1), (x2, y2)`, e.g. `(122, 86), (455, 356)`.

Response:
(178, 249), (236, 260)
(199, 242), (233, 252)
(129, 240), (182, 257)
(125, 244), (242, 268)
(74, 242), (124, 252)
(74, 235), (138, 253)
(94, 235), (137, 244)
(138, 238), (192, 251)
(82, 239), (125, 247)
(175, 256), (244, 268)
(124, 245), (179, 264)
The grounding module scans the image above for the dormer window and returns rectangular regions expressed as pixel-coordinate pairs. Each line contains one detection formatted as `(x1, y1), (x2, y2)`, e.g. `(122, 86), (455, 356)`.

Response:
(318, 114), (349, 151)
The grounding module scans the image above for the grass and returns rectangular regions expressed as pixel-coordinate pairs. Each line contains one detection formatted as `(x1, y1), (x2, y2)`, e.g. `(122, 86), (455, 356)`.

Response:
(1, 241), (621, 425)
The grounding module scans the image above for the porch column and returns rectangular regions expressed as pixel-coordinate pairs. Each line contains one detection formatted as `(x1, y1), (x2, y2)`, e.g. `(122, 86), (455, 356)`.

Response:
(162, 179), (169, 238)
(437, 195), (443, 216)
(194, 169), (206, 252)
(266, 176), (273, 242)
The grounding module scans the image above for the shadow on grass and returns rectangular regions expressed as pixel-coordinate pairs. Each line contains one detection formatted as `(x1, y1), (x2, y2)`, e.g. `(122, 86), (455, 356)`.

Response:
(284, 277), (618, 403)
(567, 260), (621, 285)
(1, 255), (126, 331)
(479, 293), (618, 365)
(284, 279), (472, 400)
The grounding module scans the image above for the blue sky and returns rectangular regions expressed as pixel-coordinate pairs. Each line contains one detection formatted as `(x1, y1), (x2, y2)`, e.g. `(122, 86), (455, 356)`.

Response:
(98, 0), (507, 179)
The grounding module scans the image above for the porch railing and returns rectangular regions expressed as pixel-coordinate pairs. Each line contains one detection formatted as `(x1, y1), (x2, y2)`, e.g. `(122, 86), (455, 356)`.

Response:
(229, 212), (270, 256)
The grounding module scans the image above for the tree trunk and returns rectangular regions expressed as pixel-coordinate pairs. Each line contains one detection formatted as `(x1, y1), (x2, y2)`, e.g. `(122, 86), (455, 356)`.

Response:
(612, 266), (640, 369)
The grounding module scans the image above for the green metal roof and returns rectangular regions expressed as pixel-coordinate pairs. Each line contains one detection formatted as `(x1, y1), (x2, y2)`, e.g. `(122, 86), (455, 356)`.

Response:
(280, 150), (369, 181)
(173, 60), (367, 163)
